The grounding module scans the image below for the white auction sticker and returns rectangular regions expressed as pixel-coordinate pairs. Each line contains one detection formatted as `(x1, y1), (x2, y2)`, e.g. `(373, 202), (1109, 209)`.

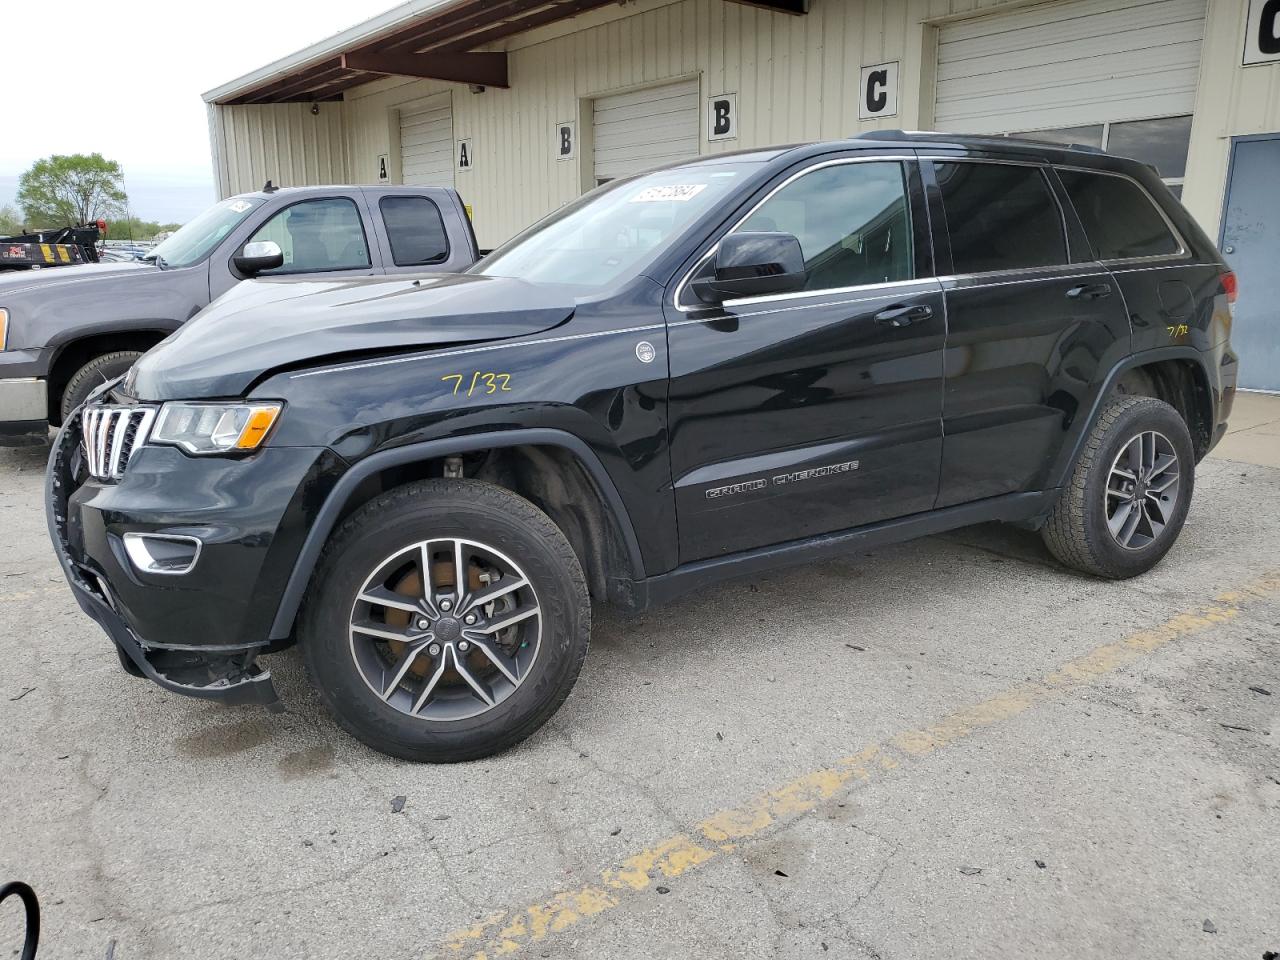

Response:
(629, 184), (708, 203)
(228, 200), (253, 213)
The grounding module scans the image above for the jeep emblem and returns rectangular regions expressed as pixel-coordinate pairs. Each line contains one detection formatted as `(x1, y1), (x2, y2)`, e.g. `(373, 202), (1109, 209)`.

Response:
(635, 341), (656, 363)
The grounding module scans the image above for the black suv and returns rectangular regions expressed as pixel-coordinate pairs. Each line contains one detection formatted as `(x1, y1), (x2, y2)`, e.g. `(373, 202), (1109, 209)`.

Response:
(47, 132), (1238, 761)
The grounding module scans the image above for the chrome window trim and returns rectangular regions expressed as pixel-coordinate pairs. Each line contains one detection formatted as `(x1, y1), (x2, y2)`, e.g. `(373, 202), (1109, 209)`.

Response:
(671, 155), (918, 314)
(668, 280), (940, 327)
(928, 155), (1075, 279)
(1053, 163), (1190, 265)
(936, 268), (1112, 288)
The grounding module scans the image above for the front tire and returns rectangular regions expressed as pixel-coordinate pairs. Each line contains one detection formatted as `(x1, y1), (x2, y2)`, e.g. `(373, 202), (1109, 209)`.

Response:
(1041, 395), (1194, 579)
(300, 479), (590, 762)
(60, 351), (143, 421)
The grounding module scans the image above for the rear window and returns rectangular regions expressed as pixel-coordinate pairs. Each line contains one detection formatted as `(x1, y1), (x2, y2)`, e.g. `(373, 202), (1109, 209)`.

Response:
(380, 196), (449, 266)
(1056, 169), (1181, 261)
(935, 162), (1067, 275)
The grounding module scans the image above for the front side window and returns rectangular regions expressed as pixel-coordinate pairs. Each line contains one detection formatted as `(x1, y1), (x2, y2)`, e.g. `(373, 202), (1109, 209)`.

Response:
(734, 161), (914, 292)
(935, 162), (1067, 275)
(247, 198), (370, 275)
(1057, 170), (1180, 261)
(380, 196), (449, 266)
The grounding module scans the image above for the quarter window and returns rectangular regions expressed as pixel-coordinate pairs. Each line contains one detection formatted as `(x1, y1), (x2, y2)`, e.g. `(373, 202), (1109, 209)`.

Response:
(246, 198), (370, 275)
(735, 161), (914, 291)
(1056, 170), (1180, 261)
(935, 162), (1067, 274)
(380, 196), (449, 266)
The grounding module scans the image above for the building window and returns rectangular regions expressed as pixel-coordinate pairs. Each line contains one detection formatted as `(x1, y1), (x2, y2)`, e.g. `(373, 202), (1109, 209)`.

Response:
(934, 162), (1067, 275)
(1006, 115), (1193, 198)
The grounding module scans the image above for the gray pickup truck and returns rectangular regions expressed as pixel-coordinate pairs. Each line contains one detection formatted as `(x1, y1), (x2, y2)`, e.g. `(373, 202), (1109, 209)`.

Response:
(0, 184), (479, 445)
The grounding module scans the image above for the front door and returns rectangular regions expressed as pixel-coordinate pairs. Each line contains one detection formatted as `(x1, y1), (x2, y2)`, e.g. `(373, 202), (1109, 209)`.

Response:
(1220, 134), (1280, 392)
(666, 157), (946, 562)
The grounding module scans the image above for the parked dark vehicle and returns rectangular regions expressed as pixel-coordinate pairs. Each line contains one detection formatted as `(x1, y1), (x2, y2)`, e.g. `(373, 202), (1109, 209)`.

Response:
(1, 184), (478, 445)
(47, 132), (1237, 762)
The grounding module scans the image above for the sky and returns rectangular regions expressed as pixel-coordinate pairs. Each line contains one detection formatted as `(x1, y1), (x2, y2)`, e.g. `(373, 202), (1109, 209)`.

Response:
(2, 1), (392, 223)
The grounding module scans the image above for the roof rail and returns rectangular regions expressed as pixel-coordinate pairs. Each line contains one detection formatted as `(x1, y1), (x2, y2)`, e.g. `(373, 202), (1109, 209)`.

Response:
(849, 129), (1107, 155)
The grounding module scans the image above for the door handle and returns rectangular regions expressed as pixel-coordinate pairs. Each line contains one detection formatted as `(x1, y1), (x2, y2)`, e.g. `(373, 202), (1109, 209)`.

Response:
(1066, 282), (1112, 301)
(873, 304), (933, 327)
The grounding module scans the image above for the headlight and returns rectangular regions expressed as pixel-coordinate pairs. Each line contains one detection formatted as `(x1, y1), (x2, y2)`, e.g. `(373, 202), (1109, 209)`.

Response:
(149, 401), (282, 454)
(0, 308), (9, 350)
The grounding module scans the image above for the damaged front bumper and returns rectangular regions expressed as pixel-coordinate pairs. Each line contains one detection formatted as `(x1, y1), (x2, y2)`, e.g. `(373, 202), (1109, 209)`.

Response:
(44, 414), (282, 710)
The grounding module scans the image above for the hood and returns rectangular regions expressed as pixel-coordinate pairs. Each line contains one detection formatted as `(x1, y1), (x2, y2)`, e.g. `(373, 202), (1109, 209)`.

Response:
(129, 272), (575, 400)
(0, 260), (154, 295)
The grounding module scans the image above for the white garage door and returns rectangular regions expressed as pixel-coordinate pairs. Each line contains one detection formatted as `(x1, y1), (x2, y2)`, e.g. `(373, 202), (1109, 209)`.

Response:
(400, 94), (454, 188)
(934, 0), (1206, 135)
(593, 78), (700, 184)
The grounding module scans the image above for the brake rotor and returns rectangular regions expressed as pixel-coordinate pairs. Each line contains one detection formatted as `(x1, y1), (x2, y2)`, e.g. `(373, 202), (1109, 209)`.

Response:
(384, 559), (485, 678)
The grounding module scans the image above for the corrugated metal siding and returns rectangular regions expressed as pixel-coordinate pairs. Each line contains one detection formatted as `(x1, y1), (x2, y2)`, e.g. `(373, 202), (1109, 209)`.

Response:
(935, 0), (1205, 134)
(206, 0), (1279, 245)
(593, 78), (700, 181)
(208, 102), (348, 198)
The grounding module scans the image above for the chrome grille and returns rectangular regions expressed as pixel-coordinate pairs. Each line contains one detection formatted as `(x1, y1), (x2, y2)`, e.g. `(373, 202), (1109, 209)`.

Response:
(80, 405), (157, 481)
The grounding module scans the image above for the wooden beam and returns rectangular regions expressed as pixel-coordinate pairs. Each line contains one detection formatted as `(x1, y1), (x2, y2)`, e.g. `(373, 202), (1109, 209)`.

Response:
(722, 0), (808, 13)
(339, 50), (509, 88)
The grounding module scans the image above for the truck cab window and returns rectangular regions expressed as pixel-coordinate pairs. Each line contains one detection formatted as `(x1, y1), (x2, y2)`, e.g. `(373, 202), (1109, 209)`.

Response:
(380, 196), (449, 266)
(248, 198), (371, 275)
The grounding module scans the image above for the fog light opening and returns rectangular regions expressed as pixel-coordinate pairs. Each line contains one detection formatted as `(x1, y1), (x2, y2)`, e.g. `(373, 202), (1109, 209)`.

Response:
(122, 533), (203, 576)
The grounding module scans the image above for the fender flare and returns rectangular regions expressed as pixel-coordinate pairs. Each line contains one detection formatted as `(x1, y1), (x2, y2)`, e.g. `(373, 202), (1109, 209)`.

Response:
(268, 428), (646, 640)
(1046, 345), (1212, 490)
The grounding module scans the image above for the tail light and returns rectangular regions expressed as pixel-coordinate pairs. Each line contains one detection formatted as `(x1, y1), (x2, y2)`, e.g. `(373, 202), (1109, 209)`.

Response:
(1221, 270), (1238, 305)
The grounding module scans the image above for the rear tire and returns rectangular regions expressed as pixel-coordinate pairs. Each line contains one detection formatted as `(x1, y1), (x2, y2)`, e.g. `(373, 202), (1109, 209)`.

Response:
(60, 351), (143, 420)
(300, 478), (590, 762)
(1042, 395), (1194, 579)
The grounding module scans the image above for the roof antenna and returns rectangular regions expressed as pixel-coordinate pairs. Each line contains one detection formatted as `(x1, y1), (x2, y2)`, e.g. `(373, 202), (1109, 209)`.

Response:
(263, 179), (278, 193)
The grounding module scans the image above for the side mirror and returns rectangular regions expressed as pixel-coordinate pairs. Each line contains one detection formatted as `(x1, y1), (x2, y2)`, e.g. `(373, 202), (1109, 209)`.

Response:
(233, 240), (284, 276)
(692, 232), (806, 303)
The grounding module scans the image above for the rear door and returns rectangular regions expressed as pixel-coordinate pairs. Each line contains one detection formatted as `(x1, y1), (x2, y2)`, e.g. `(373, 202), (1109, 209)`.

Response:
(924, 155), (1132, 507)
(666, 154), (947, 562)
(364, 189), (476, 275)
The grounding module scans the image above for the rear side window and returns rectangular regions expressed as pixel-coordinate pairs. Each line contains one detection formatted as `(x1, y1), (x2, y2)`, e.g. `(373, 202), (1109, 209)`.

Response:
(935, 162), (1067, 275)
(380, 196), (449, 266)
(1056, 170), (1180, 261)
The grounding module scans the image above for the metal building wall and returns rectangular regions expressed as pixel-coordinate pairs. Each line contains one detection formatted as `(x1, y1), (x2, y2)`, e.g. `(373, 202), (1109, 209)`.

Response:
(208, 102), (349, 198)
(209, 0), (1280, 248)
(1183, 0), (1280, 239)
(337, 0), (1039, 248)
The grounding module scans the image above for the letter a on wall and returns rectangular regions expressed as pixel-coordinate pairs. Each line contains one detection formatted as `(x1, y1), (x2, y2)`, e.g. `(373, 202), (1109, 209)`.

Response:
(858, 62), (899, 121)
(457, 138), (474, 171)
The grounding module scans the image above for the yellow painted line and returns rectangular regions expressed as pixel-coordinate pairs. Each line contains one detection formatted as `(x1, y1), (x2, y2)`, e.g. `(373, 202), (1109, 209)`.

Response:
(433, 571), (1280, 959)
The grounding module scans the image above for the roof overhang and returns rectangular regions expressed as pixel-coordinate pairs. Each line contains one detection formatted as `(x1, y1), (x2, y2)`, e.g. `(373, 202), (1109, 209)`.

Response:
(204, 0), (808, 105)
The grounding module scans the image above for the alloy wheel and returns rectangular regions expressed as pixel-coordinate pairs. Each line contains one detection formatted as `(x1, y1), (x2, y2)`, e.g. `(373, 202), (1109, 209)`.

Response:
(1104, 430), (1181, 551)
(348, 537), (542, 721)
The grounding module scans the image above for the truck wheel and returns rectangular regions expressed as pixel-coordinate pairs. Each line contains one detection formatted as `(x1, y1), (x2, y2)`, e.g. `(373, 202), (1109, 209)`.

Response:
(60, 351), (143, 420)
(300, 478), (590, 762)
(1041, 395), (1194, 579)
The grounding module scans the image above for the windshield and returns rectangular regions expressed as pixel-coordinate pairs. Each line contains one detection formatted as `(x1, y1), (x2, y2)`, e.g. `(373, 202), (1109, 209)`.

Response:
(474, 163), (760, 288)
(146, 197), (263, 268)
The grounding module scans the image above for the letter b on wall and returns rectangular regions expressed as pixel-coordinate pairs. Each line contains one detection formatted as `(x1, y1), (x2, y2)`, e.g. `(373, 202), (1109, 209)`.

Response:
(707, 94), (738, 142)
(858, 61), (899, 121)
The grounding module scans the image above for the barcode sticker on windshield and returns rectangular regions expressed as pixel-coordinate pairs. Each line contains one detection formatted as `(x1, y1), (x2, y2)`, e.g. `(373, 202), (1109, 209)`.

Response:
(629, 184), (708, 203)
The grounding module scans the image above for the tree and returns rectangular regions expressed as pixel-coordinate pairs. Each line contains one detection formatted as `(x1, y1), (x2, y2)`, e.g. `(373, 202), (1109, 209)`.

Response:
(104, 216), (183, 241)
(17, 153), (128, 228)
(0, 204), (23, 236)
